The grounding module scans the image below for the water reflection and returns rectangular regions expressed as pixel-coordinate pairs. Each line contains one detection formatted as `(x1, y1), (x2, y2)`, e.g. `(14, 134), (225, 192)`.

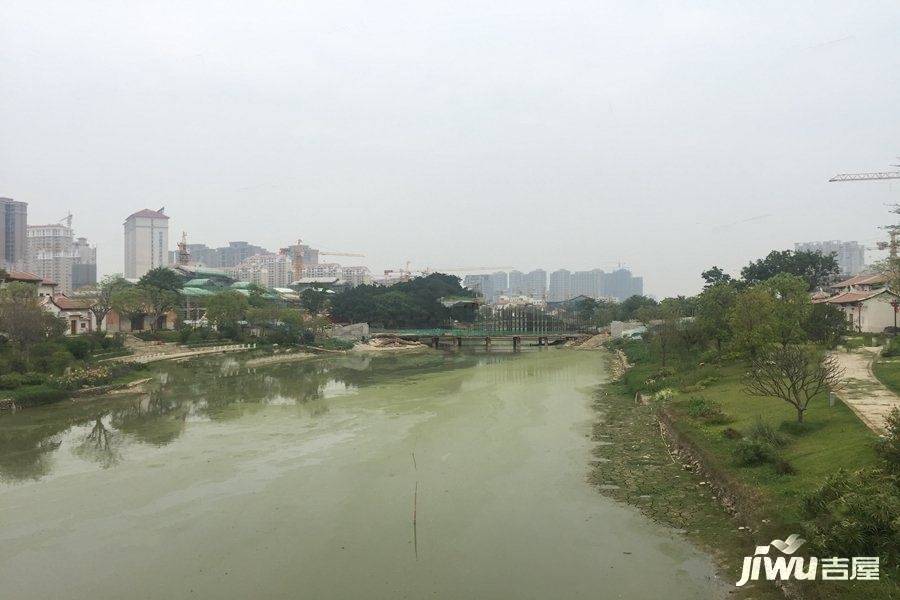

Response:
(72, 414), (121, 468)
(0, 350), (571, 483)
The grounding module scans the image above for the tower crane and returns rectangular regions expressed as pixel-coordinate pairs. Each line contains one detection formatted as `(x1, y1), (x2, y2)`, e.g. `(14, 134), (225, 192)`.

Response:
(829, 160), (900, 257)
(830, 158), (900, 182)
(829, 172), (900, 182)
(320, 251), (366, 258)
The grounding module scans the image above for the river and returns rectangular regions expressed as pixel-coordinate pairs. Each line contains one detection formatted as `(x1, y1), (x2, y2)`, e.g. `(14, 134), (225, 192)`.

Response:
(0, 349), (723, 599)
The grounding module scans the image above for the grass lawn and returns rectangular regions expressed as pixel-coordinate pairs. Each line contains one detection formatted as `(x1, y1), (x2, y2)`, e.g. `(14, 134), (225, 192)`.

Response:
(610, 345), (894, 598)
(666, 363), (877, 524)
(873, 355), (900, 396)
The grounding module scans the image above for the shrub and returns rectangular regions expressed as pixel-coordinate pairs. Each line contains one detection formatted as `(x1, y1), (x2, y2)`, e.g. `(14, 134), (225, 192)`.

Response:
(881, 336), (900, 357)
(877, 408), (900, 475)
(747, 418), (788, 447)
(52, 366), (112, 390)
(801, 469), (900, 563)
(653, 388), (676, 402)
(0, 372), (24, 389)
(774, 459), (796, 475)
(11, 385), (69, 407)
(63, 337), (92, 360)
(722, 427), (742, 440)
(21, 372), (47, 385)
(315, 338), (354, 351)
(732, 439), (777, 466)
(686, 396), (728, 423)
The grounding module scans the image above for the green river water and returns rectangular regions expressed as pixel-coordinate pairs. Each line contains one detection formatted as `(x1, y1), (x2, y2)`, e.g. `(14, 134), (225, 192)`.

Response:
(0, 349), (723, 599)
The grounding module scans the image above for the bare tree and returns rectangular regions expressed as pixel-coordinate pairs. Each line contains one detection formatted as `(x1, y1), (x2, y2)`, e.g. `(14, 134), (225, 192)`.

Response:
(89, 275), (127, 332)
(744, 345), (844, 423)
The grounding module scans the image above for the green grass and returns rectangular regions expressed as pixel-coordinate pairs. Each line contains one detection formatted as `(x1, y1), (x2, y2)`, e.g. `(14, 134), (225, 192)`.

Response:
(667, 363), (877, 524)
(607, 341), (896, 598)
(873, 356), (900, 396)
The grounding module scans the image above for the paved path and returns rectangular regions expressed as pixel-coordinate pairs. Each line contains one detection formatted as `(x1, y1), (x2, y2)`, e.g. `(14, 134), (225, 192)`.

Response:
(832, 347), (899, 435)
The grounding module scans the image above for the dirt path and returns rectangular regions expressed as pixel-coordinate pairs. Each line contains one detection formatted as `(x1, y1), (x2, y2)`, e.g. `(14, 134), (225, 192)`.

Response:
(831, 347), (899, 435)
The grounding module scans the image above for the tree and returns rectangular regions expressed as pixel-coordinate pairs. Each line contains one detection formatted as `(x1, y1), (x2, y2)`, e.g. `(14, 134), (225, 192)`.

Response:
(138, 267), (183, 292)
(0, 282), (64, 349)
(763, 273), (812, 347)
(88, 275), (128, 332)
(805, 303), (847, 348)
(655, 299), (684, 366)
(329, 273), (474, 328)
(696, 282), (738, 352)
(141, 286), (180, 331)
(111, 286), (150, 327)
(205, 291), (249, 334)
(728, 287), (776, 358)
(744, 345), (844, 423)
(300, 288), (329, 314)
(618, 295), (658, 321)
(701, 266), (734, 288)
(741, 250), (839, 291)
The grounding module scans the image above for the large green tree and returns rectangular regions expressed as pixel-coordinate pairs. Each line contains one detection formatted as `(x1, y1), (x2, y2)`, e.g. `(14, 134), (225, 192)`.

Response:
(701, 266), (734, 288)
(741, 250), (839, 291)
(329, 273), (473, 328)
(205, 291), (249, 333)
(763, 273), (812, 347)
(138, 267), (183, 291)
(696, 282), (738, 352)
(728, 286), (776, 358)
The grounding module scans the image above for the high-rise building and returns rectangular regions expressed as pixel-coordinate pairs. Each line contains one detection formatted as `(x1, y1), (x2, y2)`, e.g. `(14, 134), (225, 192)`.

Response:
(795, 240), (866, 276)
(302, 262), (342, 278)
(27, 222), (74, 294)
(218, 241), (270, 269)
(601, 268), (642, 301)
(167, 241), (271, 268)
(524, 269), (547, 300)
(0, 198), (27, 271)
(72, 237), (97, 290)
(341, 266), (371, 287)
(571, 269), (604, 298)
(548, 269), (572, 301)
(227, 253), (293, 289)
(491, 272), (508, 296)
(507, 270), (526, 295)
(124, 208), (169, 279)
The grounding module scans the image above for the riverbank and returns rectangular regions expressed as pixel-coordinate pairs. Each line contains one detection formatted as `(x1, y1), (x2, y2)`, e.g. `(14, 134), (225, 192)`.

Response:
(592, 341), (895, 599)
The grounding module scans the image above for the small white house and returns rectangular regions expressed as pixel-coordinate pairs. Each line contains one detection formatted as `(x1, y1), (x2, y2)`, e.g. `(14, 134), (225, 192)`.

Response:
(42, 295), (96, 335)
(815, 288), (900, 333)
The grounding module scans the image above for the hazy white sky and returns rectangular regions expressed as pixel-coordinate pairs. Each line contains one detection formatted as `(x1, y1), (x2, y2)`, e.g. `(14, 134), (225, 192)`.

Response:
(2, 1), (899, 297)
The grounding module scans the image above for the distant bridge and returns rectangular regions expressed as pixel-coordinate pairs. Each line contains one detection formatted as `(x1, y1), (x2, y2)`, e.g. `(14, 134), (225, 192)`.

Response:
(377, 329), (589, 350)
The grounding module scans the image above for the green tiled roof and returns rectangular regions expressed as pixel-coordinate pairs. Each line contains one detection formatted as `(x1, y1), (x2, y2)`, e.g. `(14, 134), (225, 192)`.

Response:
(181, 287), (216, 297)
(184, 278), (212, 287)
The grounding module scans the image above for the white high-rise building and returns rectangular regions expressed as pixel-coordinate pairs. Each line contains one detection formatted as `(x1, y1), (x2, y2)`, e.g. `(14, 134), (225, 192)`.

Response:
(227, 253), (293, 289)
(124, 208), (169, 279)
(795, 240), (866, 276)
(27, 222), (74, 294)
